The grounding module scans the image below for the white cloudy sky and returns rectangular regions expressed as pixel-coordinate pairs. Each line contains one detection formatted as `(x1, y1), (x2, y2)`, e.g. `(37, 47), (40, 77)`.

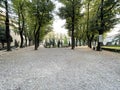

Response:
(52, 0), (68, 35)
(107, 24), (120, 36)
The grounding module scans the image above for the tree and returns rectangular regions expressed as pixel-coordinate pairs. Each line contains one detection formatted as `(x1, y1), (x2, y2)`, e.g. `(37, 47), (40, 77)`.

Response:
(58, 0), (82, 49)
(83, 0), (119, 50)
(27, 0), (55, 50)
(0, 0), (11, 51)
(96, 0), (119, 51)
(74, 15), (87, 46)
(5, 0), (11, 51)
(12, 0), (27, 48)
(82, 0), (98, 48)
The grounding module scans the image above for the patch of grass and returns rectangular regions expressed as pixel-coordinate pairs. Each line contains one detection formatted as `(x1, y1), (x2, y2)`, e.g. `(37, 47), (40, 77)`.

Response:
(102, 46), (120, 53)
(102, 46), (120, 50)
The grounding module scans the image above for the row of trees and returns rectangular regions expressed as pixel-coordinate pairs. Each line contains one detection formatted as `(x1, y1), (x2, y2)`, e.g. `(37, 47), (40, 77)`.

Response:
(0, 0), (120, 51)
(44, 31), (70, 48)
(0, 0), (55, 51)
(58, 0), (120, 50)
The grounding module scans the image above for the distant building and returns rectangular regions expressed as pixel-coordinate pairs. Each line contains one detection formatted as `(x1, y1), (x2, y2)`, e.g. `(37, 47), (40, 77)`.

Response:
(0, 11), (21, 48)
(112, 33), (120, 45)
(104, 32), (120, 46)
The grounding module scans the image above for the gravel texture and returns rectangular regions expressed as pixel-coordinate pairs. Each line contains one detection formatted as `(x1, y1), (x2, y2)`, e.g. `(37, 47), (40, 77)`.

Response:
(0, 46), (120, 90)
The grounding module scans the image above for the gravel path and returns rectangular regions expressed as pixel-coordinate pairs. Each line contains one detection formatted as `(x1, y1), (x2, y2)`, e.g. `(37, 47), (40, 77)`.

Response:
(0, 46), (120, 90)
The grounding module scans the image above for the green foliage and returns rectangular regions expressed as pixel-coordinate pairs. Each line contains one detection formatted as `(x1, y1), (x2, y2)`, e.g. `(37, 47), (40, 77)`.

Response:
(58, 0), (82, 30)
(58, 0), (83, 49)
(64, 36), (68, 45)
(83, 0), (119, 40)
(27, 0), (55, 38)
(39, 25), (53, 41)
(25, 0), (55, 49)
(100, 0), (119, 32)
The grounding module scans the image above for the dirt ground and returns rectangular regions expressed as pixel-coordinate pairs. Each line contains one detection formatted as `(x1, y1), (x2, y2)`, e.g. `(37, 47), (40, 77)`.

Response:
(0, 46), (120, 90)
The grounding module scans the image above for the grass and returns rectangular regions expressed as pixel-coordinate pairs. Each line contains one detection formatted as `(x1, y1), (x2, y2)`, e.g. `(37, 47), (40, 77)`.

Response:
(102, 45), (120, 50)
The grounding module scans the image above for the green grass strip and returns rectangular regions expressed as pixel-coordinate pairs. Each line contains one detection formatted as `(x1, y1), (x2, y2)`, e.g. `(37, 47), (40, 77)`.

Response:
(102, 46), (120, 50)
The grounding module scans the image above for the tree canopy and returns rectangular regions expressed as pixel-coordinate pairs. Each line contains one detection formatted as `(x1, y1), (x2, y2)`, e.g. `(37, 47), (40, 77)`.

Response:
(58, 0), (120, 50)
(0, 0), (120, 51)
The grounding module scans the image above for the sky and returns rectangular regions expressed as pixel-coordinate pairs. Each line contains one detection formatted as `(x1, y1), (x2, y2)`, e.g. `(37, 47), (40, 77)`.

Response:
(52, 0), (68, 35)
(107, 24), (120, 36)
(107, 14), (120, 36)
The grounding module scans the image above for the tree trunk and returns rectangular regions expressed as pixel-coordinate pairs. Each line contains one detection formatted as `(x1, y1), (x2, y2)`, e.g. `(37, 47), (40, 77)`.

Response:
(25, 36), (27, 47)
(97, 0), (104, 51)
(5, 0), (11, 51)
(71, 1), (75, 50)
(34, 34), (38, 50)
(20, 30), (24, 48)
(29, 39), (31, 46)
(37, 30), (40, 48)
(86, 1), (90, 48)
(20, 11), (25, 48)
(88, 40), (90, 48)
(34, 25), (40, 50)
(88, 34), (94, 48)
(79, 39), (81, 46)
(18, 9), (23, 48)
(88, 40), (92, 48)
(76, 38), (78, 47)
(35, 33), (39, 50)
(34, 30), (38, 50)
